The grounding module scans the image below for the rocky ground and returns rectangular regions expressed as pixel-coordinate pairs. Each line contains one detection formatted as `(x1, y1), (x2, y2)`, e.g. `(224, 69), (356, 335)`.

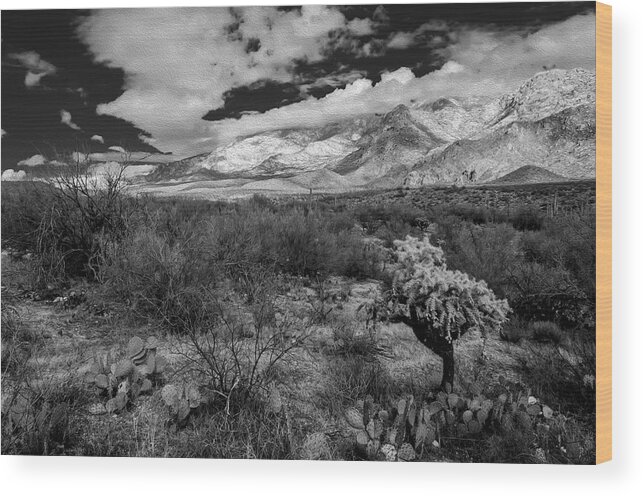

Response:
(2, 252), (536, 459)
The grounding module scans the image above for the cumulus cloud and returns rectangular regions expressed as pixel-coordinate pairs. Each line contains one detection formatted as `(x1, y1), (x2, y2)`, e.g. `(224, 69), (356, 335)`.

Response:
(1, 169), (28, 181)
(9, 51), (57, 88)
(1, 129), (6, 138)
(78, 9), (595, 154)
(202, 13), (596, 148)
(90, 134), (104, 143)
(76, 6), (377, 153)
(387, 32), (416, 50)
(60, 110), (81, 130)
(386, 20), (449, 50)
(18, 154), (47, 167)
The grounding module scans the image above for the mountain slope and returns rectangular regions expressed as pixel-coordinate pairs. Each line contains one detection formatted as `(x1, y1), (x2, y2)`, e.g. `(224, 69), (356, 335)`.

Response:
(334, 104), (447, 185)
(489, 165), (569, 185)
(402, 69), (595, 187)
(151, 68), (596, 190)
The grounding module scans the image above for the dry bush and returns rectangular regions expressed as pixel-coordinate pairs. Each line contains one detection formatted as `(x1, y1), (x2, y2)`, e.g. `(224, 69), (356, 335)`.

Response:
(529, 321), (564, 344)
(169, 283), (310, 406)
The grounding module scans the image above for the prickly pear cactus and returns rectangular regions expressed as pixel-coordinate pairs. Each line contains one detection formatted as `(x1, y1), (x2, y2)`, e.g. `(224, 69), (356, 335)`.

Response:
(161, 383), (203, 426)
(347, 382), (566, 463)
(346, 394), (439, 461)
(82, 335), (167, 415)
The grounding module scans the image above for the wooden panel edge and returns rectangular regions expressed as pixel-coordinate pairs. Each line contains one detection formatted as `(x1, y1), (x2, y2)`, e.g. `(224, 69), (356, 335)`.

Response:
(595, 1), (612, 465)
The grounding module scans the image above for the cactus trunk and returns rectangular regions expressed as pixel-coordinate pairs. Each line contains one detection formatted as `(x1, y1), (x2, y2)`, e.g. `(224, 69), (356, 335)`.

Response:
(405, 316), (455, 391)
(437, 342), (454, 391)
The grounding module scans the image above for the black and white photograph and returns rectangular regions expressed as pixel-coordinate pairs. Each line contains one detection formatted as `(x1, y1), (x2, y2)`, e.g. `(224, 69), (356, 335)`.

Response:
(1, 2), (602, 464)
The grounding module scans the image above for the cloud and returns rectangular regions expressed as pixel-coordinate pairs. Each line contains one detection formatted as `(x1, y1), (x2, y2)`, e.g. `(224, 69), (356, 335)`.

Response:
(1, 129), (5, 138)
(386, 20), (450, 50)
(60, 110), (81, 130)
(9, 51), (57, 88)
(78, 9), (595, 154)
(387, 32), (416, 50)
(201, 13), (596, 148)
(91, 134), (104, 143)
(18, 154), (47, 167)
(1, 169), (27, 181)
(76, 6), (377, 153)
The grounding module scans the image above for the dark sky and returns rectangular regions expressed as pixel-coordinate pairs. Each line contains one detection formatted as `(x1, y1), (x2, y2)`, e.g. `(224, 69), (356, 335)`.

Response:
(1, 3), (595, 168)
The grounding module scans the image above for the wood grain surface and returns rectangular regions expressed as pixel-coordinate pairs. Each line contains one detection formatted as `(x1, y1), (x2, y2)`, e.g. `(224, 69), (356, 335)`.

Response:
(595, 1), (612, 465)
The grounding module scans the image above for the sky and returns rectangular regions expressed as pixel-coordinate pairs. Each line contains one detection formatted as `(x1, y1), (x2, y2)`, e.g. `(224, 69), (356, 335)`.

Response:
(1, 2), (596, 168)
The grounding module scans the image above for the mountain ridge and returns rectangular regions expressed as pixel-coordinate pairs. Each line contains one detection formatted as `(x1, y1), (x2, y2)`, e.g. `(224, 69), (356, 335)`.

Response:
(150, 68), (596, 190)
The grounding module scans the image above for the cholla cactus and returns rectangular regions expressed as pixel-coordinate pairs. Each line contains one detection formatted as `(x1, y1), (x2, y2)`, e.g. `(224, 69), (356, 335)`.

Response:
(378, 236), (510, 389)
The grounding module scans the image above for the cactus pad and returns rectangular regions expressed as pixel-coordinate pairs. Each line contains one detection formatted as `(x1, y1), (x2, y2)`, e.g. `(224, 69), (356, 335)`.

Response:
(114, 359), (133, 378)
(456, 422), (468, 437)
(462, 410), (474, 424)
(127, 336), (145, 359)
(186, 384), (201, 409)
(161, 384), (179, 407)
(145, 336), (159, 350)
(527, 404), (541, 416)
(140, 379), (153, 393)
(105, 398), (117, 414)
(356, 430), (369, 447)
(366, 440), (380, 459)
(397, 443), (416, 462)
(467, 420), (481, 434)
(177, 398), (190, 422)
(427, 401), (442, 417)
(379, 443), (397, 462)
(94, 374), (109, 390)
(154, 356), (168, 374)
(114, 392), (128, 411)
(345, 408), (364, 429)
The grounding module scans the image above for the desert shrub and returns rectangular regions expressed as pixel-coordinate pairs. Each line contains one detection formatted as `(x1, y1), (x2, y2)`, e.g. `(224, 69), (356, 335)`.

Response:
(160, 397), (294, 459)
(355, 203), (424, 237)
(499, 317), (531, 344)
(101, 225), (216, 330)
(1, 182), (54, 252)
(507, 260), (591, 328)
(1, 374), (89, 455)
(203, 205), (376, 279)
(323, 356), (395, 411)
(447, 204), (493, 225)
(171, 284), (309, 403)
(529, 321), (564, 344)
(2, 162), (141, 285)
(439, 222), (520, 298)
(1, 305), (40, 374)
(517, 341), (596, 416)
(510, 205), (545, 231)
(328, 323), (386, 361)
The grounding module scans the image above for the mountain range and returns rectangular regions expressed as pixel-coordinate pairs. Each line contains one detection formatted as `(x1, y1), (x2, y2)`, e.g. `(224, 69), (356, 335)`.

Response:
(149, 68), (596, 190)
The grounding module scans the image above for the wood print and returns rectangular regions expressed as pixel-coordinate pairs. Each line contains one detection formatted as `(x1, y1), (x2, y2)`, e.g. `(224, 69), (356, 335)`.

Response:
(1, 2), (611, 463)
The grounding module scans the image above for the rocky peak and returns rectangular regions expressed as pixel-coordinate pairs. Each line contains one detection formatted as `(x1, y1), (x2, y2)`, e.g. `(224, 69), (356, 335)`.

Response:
(499, 68), (595, 123)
